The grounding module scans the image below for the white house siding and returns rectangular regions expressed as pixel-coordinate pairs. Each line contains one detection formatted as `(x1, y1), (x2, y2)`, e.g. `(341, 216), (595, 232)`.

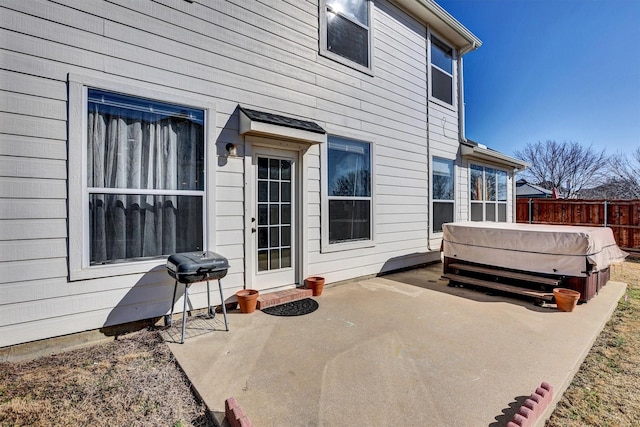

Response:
(0, 0), (465, 348)
(307, 0), (437, 282)
(456, 159), (470, 222)
(425, 57), (460, 249)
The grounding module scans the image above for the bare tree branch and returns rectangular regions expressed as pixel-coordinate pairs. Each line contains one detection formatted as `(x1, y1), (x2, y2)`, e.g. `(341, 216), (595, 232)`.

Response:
(607, 148), (640, 198)
(514, 140), (608, 198)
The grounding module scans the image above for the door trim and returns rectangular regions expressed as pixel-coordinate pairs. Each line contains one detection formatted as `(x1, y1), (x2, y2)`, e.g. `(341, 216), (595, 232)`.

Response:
(243, 135), (311, 290)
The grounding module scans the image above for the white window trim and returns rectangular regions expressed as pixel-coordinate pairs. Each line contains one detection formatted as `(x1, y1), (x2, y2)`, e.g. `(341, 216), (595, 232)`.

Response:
(68, 74), (216, 281)
(319, 0), (375, 75)
(469, 163), (509, 222)
(321, 134), (376, 253)
(430, 156), (456, 236)
(428, 31), (457, 111)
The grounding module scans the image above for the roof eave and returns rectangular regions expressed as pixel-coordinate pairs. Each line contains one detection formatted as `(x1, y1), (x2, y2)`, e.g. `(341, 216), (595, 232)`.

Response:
(394, 0), (482, 55)
(461, 143), (529, 171)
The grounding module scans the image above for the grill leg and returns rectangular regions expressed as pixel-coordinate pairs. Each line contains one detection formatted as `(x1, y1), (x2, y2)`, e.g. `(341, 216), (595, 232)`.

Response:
(206, 279), (214, 318)
(218, 278), (229, 331)
(166, 280), (179, 327)
(181, 283), (189, 344)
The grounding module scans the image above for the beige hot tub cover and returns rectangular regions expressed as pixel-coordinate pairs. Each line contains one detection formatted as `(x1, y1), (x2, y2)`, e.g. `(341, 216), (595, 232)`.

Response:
(442, 221), (628, 277)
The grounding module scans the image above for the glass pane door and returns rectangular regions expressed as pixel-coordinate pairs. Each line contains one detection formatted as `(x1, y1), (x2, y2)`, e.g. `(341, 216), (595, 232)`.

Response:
(257, 157), (292, 272)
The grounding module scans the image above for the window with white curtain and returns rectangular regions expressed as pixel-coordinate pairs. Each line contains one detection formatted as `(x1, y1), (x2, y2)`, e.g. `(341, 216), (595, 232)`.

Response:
(86, 89), (205, 265)
(470, 164), (508, 222)
(432, 157), (454, 233)
(326, 136), (371, 244)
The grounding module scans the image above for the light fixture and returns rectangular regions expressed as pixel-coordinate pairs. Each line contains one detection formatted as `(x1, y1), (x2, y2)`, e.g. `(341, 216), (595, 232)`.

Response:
(226, 143), (238, 157)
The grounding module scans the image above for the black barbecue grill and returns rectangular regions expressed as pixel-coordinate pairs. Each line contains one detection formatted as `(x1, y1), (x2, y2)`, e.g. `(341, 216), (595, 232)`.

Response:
(166, 251), (230, 343)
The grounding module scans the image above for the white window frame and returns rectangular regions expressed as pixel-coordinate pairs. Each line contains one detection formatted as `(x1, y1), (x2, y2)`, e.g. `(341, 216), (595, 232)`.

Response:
(321, 134), (375, 253)
(319, 0), (374, 75)
(469, 163), (509, 223)
(428, 32), (457, 109)
(68, 74), (216, 281)
(431, 156), (456, 234)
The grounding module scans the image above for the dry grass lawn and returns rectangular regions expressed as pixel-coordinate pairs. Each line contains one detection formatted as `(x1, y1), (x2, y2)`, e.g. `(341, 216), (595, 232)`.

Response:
(1, 261), (639, 426)
(547, 259), (640, 426)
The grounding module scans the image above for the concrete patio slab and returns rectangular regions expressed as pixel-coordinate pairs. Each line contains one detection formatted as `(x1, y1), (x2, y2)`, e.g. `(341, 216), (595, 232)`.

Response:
(168, 263), (626, 427)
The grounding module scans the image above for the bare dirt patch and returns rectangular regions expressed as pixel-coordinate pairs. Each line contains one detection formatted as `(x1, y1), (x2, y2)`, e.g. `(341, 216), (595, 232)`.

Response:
(0, 330), (213, 427)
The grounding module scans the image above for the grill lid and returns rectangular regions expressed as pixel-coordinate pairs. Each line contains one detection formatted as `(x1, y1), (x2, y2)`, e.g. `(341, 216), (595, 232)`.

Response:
(167, 251), (229, 283)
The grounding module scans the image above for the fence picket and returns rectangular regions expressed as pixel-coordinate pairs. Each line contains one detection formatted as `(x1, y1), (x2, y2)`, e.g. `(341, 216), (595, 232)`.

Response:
(516, 198), (640, 252)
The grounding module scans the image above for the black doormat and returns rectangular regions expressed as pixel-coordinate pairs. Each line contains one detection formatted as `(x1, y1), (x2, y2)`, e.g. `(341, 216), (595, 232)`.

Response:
(260, 298), (319, 316)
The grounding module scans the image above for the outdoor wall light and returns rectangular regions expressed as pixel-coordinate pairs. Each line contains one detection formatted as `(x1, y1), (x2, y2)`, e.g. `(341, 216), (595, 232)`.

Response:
(226, 143), (238, 157)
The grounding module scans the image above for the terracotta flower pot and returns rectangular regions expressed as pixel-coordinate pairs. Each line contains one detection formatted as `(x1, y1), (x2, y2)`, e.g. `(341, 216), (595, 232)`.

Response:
(305, 276), (325, 296)
(553, 288), (580, 312)
(236, 289), (259, 313)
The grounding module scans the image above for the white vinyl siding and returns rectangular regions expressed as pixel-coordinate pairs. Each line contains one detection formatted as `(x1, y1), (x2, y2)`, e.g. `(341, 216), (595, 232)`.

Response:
(427, 30), (460, 247)
(0, 0), (470, 347)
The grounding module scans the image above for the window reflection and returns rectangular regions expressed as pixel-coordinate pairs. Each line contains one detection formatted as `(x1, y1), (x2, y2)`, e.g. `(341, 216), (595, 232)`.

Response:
(327, 136), (372, 244)
(470, 164), (508, 222)
(432, 157), (454, 232)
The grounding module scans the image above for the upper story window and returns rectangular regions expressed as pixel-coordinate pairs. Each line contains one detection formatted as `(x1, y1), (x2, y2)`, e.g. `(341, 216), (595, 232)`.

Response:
(86, 89), (205, 265)
(432, 157), (455, 233)
(430, 36), (454, 105)
(326, 136), (372, 244)
(321, 0), (372, 71)
(470, 164), (508, 222)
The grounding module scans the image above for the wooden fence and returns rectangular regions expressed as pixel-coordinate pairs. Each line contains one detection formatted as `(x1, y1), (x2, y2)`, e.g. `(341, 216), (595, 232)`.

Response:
(516, 198), (640, 252)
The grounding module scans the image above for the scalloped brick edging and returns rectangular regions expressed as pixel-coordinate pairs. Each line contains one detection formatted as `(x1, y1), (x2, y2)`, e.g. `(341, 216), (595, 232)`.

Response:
(225, 397), (252, 427)
(507, 382), (554, 427)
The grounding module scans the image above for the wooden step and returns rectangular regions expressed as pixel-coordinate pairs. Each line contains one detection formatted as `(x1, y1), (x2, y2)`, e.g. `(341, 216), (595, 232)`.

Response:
(443, 273), (555, 301)
(447, 263), (560, 287)
(256, 288), (313, 310)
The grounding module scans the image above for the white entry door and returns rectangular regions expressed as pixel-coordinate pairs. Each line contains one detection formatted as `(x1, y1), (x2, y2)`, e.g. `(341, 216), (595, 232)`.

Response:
(251, 148), (297, 290)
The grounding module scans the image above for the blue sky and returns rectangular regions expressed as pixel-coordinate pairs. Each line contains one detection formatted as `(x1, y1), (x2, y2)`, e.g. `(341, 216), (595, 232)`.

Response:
(437, 0), (640, 157)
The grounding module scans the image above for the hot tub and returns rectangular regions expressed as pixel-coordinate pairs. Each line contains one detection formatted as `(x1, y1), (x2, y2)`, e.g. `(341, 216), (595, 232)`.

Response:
(442, 221), (628, 302)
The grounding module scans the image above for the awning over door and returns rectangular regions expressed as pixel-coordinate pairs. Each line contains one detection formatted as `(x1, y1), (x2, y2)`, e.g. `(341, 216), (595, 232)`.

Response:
(239, 106), (326, 145)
